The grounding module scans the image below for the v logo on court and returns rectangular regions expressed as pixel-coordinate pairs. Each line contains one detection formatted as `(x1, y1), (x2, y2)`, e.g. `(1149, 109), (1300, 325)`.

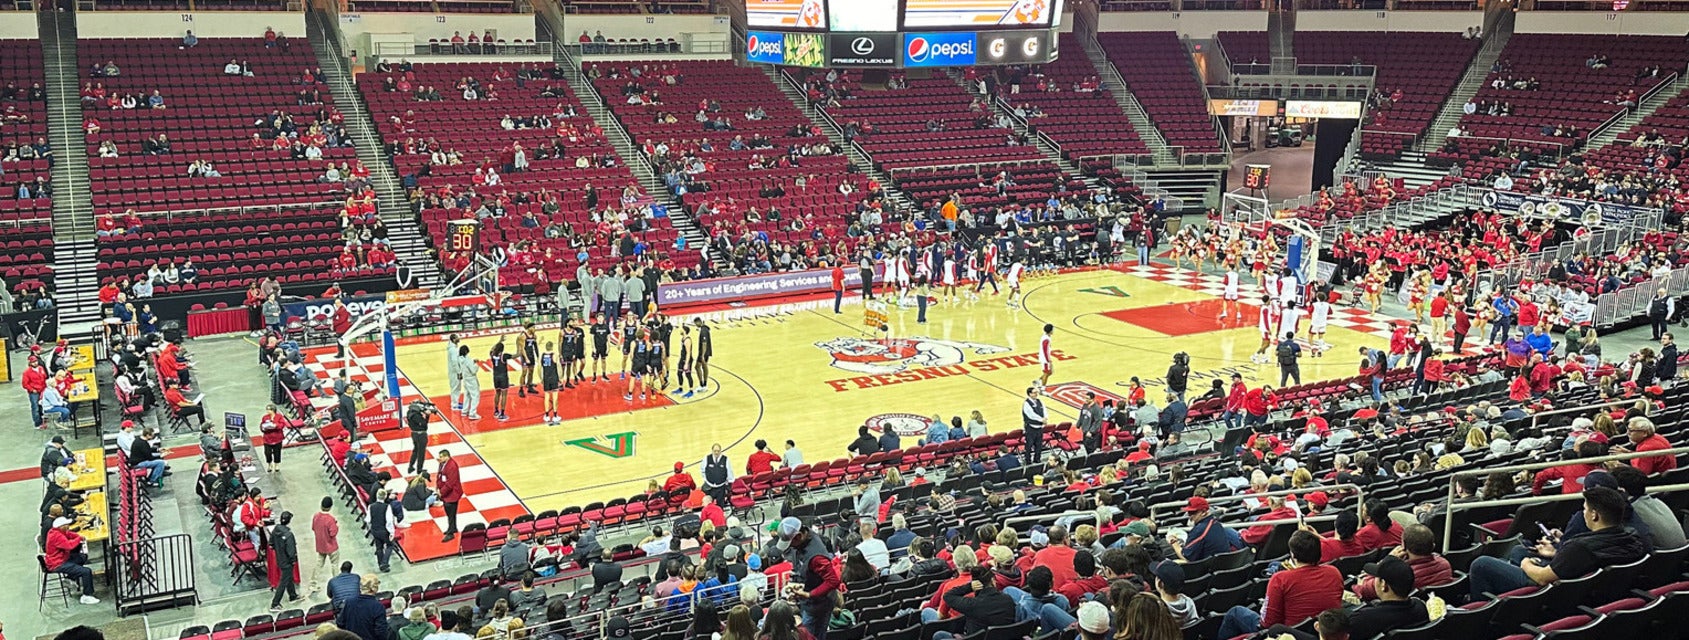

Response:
(564, 432), (638, 459)
(1077, 285), (1130, 298)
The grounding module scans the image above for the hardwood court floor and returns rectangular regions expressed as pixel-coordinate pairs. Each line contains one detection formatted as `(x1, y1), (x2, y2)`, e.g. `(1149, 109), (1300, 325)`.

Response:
(393, 266), (1394, 512)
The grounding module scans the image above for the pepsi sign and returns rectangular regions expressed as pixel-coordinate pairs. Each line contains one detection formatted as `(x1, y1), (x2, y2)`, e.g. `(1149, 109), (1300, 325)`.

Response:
(902, 32), (977, 67)
(745, 30), (784, 64)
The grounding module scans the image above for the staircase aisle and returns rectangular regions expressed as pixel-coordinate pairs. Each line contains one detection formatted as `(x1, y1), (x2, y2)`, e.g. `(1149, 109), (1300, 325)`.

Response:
(38, 8), (100, 329)
(1584, 77), (1688, 150)
(762, 66), (914, 215)
(1413, 28), (1514, 155)
(551, 45), (719, 271)
(1077, 33), (1175, 166)
(941, 69), (1097, 189)
(306, 10), (442, 289)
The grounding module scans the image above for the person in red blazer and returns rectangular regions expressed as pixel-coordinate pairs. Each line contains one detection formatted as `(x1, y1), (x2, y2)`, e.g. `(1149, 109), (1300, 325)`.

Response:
(437, 449), (463, 542)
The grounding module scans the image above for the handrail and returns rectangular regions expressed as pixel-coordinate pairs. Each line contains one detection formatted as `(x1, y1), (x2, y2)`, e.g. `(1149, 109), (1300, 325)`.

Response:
(1529, 399), (1636, 431)
(1441, 446), (1689, 549)
(1003, 509), (1095, 533)
(1150, 483), (1366, 522)
(1606, 70), (1682, 144)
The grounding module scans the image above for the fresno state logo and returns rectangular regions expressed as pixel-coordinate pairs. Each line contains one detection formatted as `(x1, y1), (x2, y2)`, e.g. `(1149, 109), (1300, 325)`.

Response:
(1044, 382), (1126, 410)
(865, 413), (933, 438)
(816, 336), (1009, 375)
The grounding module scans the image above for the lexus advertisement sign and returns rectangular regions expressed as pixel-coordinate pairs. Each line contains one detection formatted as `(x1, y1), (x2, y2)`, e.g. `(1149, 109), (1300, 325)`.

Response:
(828, 33), (896, 67)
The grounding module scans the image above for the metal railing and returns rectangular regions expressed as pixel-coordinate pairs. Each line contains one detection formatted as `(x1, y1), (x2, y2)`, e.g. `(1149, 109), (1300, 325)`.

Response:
(113, 533), (198, 615)
(408, 40), (553, 57)
(1474, 206), (1663, 311)
(1231, 62), (1379, 78)
(1150, 484), (1365, 524)
(1441, 446), (1689, 549)
(104, 200), (345, 224)
(1592, 264), (1689, 328)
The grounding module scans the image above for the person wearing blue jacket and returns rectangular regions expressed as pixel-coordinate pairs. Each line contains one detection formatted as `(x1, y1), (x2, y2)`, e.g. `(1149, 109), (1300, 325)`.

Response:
(334, 575), (390, 640)
(1525, 325), (1554, 357)
(1176, 496), (1242, 563)
(1490, 291), (1517, 345)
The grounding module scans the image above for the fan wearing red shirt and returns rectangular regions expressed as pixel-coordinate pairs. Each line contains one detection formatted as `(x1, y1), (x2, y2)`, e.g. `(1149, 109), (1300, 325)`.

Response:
(1056, 551), (1110, 604)
(1355, 501), (1403, 551)
(1031, 525), (1080, 590)
(22, 355), (48, 429)
(1217, 530), (1343, 638)
(1614, 417), (1678, 475)
(1223, 374), (1248, 430)
(45, 508), (99, 602)
(259, 404), (288, 472)
(662, 461), (697, 496)
(830, 262), (846, 314)
(745, 439), (781, 475)
(437, 449), (463, 540)
(1243, 385), (1276, 428)
(1316, 510), (1368, 563)
(331, 300), (352, 357)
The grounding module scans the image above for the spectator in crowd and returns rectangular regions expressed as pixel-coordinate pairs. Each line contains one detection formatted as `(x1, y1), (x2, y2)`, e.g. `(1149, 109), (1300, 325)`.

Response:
(1218, 530), (1343, 638)
(44, 505), (100, 604)
(1467, 487), (1647, 598)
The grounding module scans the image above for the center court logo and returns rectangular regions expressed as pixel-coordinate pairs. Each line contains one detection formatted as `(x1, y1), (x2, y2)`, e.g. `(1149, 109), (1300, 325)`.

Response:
(816, 336), (1008, 375)
(865, 413), (933, 438)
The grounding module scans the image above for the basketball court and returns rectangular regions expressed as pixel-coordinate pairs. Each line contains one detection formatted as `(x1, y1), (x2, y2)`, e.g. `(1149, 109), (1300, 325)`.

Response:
(357, 262), (1443, 529)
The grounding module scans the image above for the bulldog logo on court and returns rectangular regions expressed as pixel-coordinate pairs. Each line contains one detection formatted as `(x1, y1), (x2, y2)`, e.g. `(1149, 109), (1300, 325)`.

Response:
(865, 413), (934, 438)
(816, 336), (1010, 375)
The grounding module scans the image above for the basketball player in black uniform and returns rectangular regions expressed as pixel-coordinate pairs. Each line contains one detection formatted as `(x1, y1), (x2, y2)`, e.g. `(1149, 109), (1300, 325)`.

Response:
(618, 311), (639, 379)
(625, 331), (650, 402)
(648, 312), (674, 389)
(540, 342), (562, 425)
(692, 317), (713, 393)
(518, 322), (540, 396)
(560, 318), (585, 387)
(644, 331), (665, 398)
(489, 339), (514, 421)
(673, 322), (694, 397)
(590, 312), (611, 382)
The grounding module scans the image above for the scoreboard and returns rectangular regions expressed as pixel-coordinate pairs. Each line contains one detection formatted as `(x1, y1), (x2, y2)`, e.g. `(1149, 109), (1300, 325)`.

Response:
(744, 0), (1060, 68)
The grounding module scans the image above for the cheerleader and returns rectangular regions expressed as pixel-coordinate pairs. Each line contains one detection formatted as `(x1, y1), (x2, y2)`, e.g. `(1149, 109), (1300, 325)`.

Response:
(1251, 296), (1281, 364)
(1362, 265), (1386, 313)
(1406, 270), (1431, 325)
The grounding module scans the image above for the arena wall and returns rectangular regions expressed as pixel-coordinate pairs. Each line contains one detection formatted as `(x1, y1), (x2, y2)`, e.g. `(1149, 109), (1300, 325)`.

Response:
(553, 13), (731, 43)
(77, 10), (305, 39)
(0, 12), (41, 39)
(336, 12), (537, 46)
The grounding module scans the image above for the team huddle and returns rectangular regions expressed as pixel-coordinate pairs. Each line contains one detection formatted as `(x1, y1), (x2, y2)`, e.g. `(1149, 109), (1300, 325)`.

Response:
(444, 310), (716, 425)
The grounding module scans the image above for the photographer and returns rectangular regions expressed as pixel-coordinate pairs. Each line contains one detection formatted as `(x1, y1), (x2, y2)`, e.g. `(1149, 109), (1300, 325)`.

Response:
(405, 399), (440, 475)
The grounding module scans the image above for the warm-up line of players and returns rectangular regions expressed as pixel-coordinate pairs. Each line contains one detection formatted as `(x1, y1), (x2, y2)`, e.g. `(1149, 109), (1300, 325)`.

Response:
(1218, 261), (1342, 365)
(475, 310), (716, 425)
(867, 231), (1076, 311)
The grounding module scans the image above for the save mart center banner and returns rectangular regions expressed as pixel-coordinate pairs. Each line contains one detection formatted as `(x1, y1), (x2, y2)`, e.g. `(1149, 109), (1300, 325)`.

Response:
(1478, 189), (1656, 226)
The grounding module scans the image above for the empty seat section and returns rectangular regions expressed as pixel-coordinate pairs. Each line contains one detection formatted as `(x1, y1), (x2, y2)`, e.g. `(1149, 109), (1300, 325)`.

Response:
(1097, 31), (1226, 155)
(0, 39), (54, 289)
(586, 60), (863, 247)
(82, 38), (359, 293)
(359, 61), (681, 284)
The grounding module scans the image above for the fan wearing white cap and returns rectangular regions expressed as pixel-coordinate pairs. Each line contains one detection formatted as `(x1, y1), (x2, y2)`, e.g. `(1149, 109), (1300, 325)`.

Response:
(43, 503), (100, 604)
(1075, 601), (1111, 640)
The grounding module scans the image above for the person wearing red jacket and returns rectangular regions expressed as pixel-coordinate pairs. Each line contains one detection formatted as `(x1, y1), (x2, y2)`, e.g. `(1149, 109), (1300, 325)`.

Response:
(1243, 385), (1276, 428)
(1241, 495), (1299, 546)
(746, 439), (781, 475)
(331, 300), (352, 358)
(830, 262), (845, 314)
(44, 506), (99, 603)
(1222, 373), (1248, 430)
(437, 449), (463, 541)
(1451, 304), (1472, 353)
(260, 404), (288, 473)
(776, 517), (840, 639)
(1533, 441), (1604, 494)
(662, 461), (697, 496)
(1614, 417), (1678, 475)
(1056, 551), (1110, 605)
(22, 355), (47, 429)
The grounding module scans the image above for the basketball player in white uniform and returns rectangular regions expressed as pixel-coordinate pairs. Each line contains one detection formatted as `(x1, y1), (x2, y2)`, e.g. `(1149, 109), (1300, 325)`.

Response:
(1309, 294), (1332, 354)
(1252, 295), (1280, 364)
(1220, 265), (1242, 320)
(942, 255), (959, 303)
(1278, 270), (1300, 308)
(1279, 301), (1302, 346)
(1263, 270), (1281, 307)
(1006, 259), (1026, 308)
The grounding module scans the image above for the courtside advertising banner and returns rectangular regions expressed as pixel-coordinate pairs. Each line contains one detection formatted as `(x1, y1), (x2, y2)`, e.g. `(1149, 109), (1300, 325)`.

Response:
(656, 266), (881, 306)
(745, 30), (786, 64)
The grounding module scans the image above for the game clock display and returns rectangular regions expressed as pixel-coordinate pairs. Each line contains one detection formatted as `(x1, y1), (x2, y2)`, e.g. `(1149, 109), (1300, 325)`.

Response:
(447, 220), (481, 253)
